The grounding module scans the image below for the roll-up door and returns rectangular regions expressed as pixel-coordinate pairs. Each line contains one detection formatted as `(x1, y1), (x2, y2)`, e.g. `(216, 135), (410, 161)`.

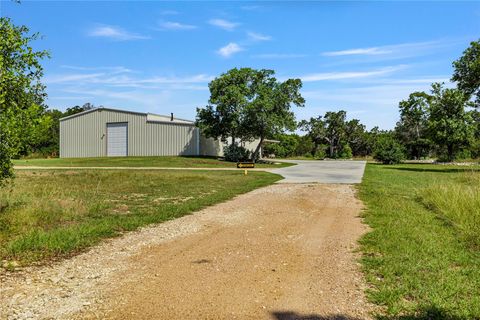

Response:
(107, 122), (128, 156)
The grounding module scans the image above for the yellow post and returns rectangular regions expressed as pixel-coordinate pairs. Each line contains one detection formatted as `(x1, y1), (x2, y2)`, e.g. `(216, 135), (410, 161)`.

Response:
(244, 169), (248, 175)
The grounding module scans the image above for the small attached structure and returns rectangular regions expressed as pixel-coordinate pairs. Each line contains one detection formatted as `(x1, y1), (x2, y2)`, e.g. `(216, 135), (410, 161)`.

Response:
(59, 107), (260, 158)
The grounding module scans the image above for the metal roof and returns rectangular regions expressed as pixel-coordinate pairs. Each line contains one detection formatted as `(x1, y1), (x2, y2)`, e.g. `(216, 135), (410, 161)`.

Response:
(59, 107), (195, 124)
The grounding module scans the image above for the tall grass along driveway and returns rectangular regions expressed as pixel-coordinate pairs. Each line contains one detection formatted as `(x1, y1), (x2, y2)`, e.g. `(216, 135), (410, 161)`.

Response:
(0, 170), (281, 266)
(359, 164), (480, 319)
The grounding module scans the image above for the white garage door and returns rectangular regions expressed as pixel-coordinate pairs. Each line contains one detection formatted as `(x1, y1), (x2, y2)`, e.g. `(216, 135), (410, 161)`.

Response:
(107, 123), (128, 157)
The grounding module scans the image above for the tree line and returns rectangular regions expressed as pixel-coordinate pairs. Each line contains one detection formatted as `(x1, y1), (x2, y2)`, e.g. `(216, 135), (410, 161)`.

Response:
(17, 103), (97, 158)
(197, 39), (480, 164)
(1, 17), (100, 184)
(1, 13), (479, 184)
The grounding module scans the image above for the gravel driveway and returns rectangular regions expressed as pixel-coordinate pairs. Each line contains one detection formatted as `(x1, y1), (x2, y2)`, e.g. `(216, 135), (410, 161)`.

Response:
(1, 182), (373, 319)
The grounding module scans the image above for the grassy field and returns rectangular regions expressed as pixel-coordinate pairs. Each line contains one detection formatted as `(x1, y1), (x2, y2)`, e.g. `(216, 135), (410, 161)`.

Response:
(0, 169), (281, 267)
(359, 164), (480, 319)
(13, 156), (293, 168)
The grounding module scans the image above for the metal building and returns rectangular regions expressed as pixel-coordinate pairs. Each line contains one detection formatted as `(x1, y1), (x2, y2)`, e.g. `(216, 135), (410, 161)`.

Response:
(59, 107), (260, 158)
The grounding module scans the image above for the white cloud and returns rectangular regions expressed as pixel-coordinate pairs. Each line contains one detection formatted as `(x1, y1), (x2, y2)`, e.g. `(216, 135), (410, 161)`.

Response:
(46, 68), (213, 88)
(387, 77), (449, 84)
(60, 65), (133, 73)
(160, 10), (179, 15)
(126, 74), (213, 85)
(217, 42), (243, 57)
(299, 65), (407, 82)
(208, 19), (240, 31)
(46, 73), (106, 84)
(247, 31), (271, 42)
(158, 21), (197, 30)
(88, 25), (149, 41)
(252, 53), (308, 59)
(321, 40), (455, 59)
(323, 47), (391, 56)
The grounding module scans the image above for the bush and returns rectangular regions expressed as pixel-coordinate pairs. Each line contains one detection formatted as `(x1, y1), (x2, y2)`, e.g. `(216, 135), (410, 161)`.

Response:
(223, 144), (251, 162)
(263, 134), (300, 158)
(373, 135), (405, 164)
(314, 148), (326, 160)
(339, 143), (353, 159)
(0, 134), (14, 186)
(296, 135), (315, 157)
(263, 143), (284, 158)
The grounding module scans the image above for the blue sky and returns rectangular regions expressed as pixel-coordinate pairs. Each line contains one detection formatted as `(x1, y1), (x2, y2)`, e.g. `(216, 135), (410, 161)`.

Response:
(2, 1), (480, 129)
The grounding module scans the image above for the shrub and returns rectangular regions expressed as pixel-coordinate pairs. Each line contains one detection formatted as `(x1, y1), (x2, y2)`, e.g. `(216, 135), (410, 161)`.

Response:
(263, 134), (300, 158)
(314, 148), (326, 160)
(296, 135), (315, 157)
(263, 143), (284, 158)
(339, 143), (353, 159)
(373, 135), (405, 164)
(223, 144), (251, 162)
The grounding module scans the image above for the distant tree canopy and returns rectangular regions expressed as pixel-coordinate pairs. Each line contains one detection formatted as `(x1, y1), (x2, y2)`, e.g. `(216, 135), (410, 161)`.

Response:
(24, 103), (97, 157)
(299, 110), (374, 159)
(427, 83), (474, 161)
(196, 68), (304, 161)
(395, 92), (432, 160)
(5, 37), (480, 168)
(0, 17), (49, 184)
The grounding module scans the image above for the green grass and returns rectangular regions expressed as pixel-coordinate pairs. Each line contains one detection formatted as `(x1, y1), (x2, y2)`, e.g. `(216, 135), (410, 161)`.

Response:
(358, 164), (480, 319)
(13, 156), (293, 168)
(0, 169), (282, 266)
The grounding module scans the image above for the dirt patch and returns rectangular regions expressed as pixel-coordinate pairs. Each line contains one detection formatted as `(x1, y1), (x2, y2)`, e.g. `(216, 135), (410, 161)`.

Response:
(0, 184), (373, 319)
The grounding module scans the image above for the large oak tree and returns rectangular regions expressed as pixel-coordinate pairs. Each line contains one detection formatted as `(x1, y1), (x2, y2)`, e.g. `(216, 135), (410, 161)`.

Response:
(196, 68), (304, 161)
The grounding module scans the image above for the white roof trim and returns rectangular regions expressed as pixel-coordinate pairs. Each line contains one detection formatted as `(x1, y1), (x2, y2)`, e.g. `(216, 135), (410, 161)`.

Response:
(60, 107), (194, 124)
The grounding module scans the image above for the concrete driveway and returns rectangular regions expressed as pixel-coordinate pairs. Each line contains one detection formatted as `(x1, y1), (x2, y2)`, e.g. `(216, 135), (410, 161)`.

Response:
(271, 160), (366, 184)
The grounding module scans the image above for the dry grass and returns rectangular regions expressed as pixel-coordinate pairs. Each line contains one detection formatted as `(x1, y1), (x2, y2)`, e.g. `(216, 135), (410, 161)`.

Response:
(0, 169), (281, 266)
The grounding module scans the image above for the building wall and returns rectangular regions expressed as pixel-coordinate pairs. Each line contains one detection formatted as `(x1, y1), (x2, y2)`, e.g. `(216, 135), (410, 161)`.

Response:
(60, 109), (199, 158)
(199, 136), (262, 157)
(60, 108), (261, 158)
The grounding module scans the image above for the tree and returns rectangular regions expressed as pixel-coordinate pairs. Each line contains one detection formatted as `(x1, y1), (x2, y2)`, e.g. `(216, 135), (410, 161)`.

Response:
(300, 112), (370, 158)
(324, 110), (347, 158)
(63, 102), (96, 117)
(295, 135), (315, 157)
(0, 17), (49, 184)
(427, 83), (475, 161)
(196, 68), (255, 147)
(298, 116), (326, 156)
(365, 126), (381, 156)
(395, 92), (432, 159)
(452, 39), (480, 107)
(262, 134), (300, 158)
(196, 68), (304, 162)
(345, 119), (368, 157)
(243, 70), (305, 161)
(24, 103), (96, 157)
(373, 133), (405, 164)
(23, 108), (62, 157)
(470, 109), (480, 158)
